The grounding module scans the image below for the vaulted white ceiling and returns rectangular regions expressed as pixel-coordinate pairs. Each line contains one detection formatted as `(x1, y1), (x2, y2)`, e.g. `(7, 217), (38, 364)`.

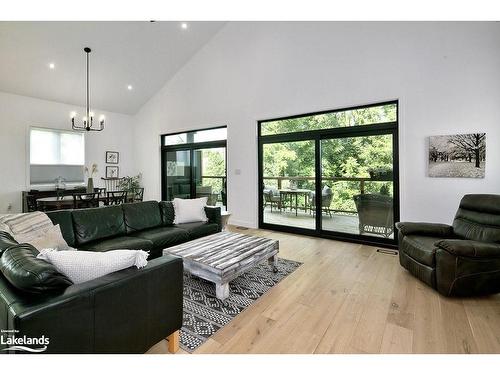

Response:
(0, 21), (226, 114)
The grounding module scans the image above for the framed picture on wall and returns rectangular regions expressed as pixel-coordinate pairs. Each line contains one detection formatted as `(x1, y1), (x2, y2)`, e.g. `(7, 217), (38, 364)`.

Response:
(428, 133), (486, 178)
(106, 151), (119, 164)
(106, 166), (119, 178)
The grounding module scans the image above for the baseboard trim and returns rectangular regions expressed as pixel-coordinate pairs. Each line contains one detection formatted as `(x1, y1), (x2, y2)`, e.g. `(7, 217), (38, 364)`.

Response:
(229, 219), (257, 229)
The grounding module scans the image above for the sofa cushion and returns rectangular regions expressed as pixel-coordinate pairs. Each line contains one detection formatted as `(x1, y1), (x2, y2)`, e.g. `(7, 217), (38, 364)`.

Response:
(0, 243), (72, 294)
(122, 201), (162, 233)
(175, 222), (219, 240)
(72, 205), (126, 245)
(204, 206), (222, 230)
(78, 236), (154, 253)
(400, 235), (442, 267)
(159, 201), (175, 226)
(130, 227), (189, 249)
(46, 209), (76, 247)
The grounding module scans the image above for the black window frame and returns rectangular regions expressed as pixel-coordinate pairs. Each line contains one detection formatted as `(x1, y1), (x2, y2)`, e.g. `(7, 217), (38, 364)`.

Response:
(258, 100), (400, 248)
(160, 125), (228, 207)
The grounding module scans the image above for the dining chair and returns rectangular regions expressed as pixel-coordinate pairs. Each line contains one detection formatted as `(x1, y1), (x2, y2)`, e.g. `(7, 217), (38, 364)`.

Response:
(26, 194), (38, 212)
(130, 187), (144, 202)
(101, 177), (124, 192)
(72, 192), (100, 209)
(94, 187), (106, 195)
(106, 190), (128, 205)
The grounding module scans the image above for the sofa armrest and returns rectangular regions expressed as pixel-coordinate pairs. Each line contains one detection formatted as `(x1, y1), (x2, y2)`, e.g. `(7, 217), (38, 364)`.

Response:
(3, 254), (183, 353)
(0, 230), (17, 254)
(395, 222), (454, 237)
(205, 206), (222, 230)
(435, 239), (500, 258)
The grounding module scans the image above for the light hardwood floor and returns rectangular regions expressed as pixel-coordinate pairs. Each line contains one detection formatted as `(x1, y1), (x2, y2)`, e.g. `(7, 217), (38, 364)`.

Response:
(147, 226), (500, 354)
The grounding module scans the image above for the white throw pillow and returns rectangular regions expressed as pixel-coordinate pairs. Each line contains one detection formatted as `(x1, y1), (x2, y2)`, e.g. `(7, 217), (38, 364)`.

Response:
(37, 249), (149, 284)
(173, 197), (208, 224)
(14, 224), (71, 251)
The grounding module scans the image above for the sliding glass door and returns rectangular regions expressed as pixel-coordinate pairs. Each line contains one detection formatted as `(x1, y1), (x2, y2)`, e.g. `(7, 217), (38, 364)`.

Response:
(193, 147), (227, 207)
(320, 134), (394, 239)
(258, 101), (399, 246)
(164, 150), (191, 200)
(262, 140), (316, 230)
(161, 127), (227, 210)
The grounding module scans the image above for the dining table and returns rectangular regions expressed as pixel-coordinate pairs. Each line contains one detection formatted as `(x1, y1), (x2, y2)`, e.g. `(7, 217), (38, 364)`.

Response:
(36, 196), (76, 211)
(278, 188), (311, 216)
(36, 195), (110, 211)
(36, 192), (136, 212)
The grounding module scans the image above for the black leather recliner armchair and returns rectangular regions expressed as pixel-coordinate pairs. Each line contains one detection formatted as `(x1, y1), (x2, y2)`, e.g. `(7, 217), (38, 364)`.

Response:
(396, 194), (500, 297)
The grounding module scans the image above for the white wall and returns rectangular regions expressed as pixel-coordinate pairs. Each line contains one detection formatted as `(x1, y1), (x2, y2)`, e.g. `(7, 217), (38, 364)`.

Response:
(0, 91), (136, 213)
(133, 22), (500, 227)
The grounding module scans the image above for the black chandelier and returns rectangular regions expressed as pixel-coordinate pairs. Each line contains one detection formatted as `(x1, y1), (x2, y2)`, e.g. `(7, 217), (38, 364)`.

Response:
(71, 47), (105, 131)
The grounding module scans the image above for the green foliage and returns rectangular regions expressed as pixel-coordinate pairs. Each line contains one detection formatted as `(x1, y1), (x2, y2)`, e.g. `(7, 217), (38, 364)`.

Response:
(379, 184), (391, 196)
(262, 105), (395, 212)
(201, 149), (226, 194)
(118, 174), (142, 193)
(261, 104), (396, 136)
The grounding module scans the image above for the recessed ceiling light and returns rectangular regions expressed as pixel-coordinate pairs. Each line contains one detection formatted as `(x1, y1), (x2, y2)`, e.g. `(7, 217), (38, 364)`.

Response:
(127, 85), (133, 90)
(181, 23), (188, 30)
(49, 63), (55, 69)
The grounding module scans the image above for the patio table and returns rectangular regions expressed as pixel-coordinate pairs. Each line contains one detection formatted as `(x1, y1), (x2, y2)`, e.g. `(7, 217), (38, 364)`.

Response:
(279, 188), (311, 216)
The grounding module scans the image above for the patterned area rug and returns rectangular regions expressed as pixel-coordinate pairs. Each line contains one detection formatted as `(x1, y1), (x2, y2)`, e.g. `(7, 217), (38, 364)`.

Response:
(180, 257), (302, 352)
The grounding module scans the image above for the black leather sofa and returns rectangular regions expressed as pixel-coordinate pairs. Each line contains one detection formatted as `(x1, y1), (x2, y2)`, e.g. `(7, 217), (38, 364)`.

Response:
(396, 194), (500, 297)
(46, 200), (221, 259)
(0, 201), (221, 353)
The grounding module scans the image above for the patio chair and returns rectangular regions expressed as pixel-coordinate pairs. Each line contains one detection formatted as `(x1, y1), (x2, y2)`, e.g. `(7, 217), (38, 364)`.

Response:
(309, 186), (333, 217)
(196, 186), (218, 206)
(353, 193), (394, 238)
(264, 188), (282, 212)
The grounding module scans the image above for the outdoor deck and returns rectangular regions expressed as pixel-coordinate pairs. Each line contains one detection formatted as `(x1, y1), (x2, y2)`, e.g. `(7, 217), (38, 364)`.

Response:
(263, 206), (394, 239)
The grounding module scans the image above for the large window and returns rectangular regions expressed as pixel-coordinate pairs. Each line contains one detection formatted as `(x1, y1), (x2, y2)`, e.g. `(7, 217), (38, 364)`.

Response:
(261, 103), (397, 136)
(29, 128), (85, 185)
(161, 126), (227, 210)
(258, 101), (399, 247)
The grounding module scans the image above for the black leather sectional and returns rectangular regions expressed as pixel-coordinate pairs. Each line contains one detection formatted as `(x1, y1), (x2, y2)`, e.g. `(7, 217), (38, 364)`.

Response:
(47, 200), (221, 259)
(0, 201), (221, 353)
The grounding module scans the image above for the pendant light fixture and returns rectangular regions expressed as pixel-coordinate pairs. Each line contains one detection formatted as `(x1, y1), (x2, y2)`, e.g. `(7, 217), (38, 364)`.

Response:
(71, 47), (105, 131)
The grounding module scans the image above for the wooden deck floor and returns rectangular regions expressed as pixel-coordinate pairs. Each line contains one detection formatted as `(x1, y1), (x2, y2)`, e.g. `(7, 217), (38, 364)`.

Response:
(148, 226), (500, 354)
(263, 207), (394, 239)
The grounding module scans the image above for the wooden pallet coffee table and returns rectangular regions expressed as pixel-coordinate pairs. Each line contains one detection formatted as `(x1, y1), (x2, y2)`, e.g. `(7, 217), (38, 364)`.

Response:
(164, 231), (279, 300)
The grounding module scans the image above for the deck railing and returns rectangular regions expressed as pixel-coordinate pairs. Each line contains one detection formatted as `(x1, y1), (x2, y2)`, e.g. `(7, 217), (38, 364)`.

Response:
(263, 176), (391, 194)
(199, 175), (392, 214)
(200, 175), (226, 204)
(263, 175), (392, 215)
